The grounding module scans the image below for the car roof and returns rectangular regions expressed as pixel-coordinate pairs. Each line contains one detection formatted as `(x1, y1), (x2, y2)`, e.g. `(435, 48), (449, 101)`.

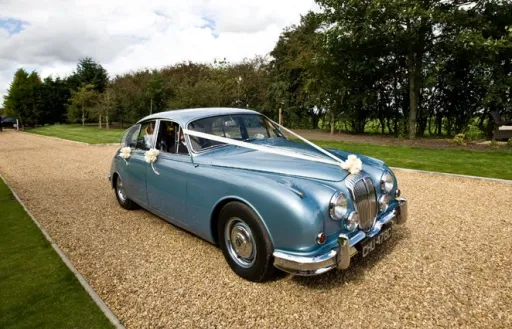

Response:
(137, 107), (260, 126)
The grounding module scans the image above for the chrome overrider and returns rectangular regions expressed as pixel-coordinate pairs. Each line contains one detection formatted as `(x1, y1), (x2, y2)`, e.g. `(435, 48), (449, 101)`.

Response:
(273, 197), (408, 276)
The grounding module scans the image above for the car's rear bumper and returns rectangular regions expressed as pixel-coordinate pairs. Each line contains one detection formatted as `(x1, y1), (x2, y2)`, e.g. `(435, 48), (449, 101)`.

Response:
(273, 197), (408, 276)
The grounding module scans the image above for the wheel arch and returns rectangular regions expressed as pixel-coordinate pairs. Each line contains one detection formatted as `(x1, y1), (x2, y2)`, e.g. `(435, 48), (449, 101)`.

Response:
(210, 196), (274, 247)
(111, 171), (120, 189)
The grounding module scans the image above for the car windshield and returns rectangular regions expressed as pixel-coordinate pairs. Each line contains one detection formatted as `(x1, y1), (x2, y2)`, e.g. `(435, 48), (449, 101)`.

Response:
(187, 114), (285, 152)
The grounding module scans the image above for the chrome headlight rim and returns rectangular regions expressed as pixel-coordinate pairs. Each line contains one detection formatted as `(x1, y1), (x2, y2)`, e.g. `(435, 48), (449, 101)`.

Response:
(381, 171), (394, 194)
(329, 192), (348, 220)
(344, 211), (359, 231)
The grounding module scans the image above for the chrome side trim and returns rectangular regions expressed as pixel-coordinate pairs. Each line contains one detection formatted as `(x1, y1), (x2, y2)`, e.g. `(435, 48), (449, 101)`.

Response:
(273, 198), (408, 276)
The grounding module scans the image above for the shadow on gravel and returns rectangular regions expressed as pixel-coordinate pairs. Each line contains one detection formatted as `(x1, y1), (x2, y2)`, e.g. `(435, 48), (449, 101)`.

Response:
(289, 226), (411, 290)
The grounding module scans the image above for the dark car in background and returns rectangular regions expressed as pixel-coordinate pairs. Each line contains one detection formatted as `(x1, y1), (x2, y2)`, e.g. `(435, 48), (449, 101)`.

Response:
(1, 117), (19, 129)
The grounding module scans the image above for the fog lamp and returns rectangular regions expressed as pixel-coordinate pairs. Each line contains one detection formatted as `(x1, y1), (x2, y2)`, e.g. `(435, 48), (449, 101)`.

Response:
(379, 194), (390, 212)
(344, 211), (359, 231)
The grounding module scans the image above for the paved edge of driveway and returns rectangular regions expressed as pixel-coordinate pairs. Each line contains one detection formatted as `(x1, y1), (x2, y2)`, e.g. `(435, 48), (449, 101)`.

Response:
(0, 173), (125, 329)
(391, 167), (512, 184)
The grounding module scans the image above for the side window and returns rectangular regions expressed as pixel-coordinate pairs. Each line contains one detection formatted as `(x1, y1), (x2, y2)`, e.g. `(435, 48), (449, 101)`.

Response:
(121, 124), (140, 147)
(136, 121), (157, 150)
(155, 121), (189, 155)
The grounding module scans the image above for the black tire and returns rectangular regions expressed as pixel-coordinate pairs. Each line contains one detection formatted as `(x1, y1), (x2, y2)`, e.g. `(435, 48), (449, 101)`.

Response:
(218, 201), (275, 282)
(114, 174), (137, 210)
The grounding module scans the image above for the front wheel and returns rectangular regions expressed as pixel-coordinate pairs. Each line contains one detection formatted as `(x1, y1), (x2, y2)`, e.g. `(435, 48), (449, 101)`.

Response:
(218, 202), (275, 282)
(114, 175), (137, 210)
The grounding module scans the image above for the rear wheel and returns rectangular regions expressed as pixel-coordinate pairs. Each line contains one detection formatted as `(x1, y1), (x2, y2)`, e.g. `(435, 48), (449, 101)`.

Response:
(114, 175), (137, 210)
(218, 202), (275, 282)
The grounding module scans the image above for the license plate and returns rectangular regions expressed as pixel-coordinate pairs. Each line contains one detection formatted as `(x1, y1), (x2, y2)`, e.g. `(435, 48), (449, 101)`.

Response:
(360, 226), (392, 258)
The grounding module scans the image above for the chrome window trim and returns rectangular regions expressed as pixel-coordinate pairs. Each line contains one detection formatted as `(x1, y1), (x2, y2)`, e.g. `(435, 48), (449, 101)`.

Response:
(134, 119), (159, 151)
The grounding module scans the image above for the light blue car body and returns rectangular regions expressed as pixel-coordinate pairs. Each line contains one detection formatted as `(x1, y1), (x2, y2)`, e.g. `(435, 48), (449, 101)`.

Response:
(109, 108), (406, 274)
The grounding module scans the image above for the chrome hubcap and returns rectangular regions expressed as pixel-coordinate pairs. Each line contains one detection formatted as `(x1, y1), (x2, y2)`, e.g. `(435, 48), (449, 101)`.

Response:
(225, 217), (256, 268)
(116, 176), (127, 202)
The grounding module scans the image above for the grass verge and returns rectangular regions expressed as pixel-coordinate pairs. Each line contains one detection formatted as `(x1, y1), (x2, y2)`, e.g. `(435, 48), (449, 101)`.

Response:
(23, 124), (512, 180)
(0, 178), (114, 329)
(26, 125), (124, 144)
(315, 140), (512, 180)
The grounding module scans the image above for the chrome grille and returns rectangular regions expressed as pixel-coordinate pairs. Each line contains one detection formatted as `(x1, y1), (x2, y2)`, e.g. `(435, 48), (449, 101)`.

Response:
(345, 174), (377, 231)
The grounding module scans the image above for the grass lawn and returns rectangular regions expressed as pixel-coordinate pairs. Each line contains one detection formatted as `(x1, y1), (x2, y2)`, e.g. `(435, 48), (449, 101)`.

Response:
(314, 140), (512, 180)
(27, 125), (124, 144)
(23, 124), (512, 180)
(0, 179), (114, 329)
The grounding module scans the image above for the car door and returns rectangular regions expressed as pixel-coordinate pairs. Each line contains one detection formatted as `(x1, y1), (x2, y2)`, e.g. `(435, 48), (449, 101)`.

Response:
(122, 120), (157, 207)
(146, 120), (193, 225)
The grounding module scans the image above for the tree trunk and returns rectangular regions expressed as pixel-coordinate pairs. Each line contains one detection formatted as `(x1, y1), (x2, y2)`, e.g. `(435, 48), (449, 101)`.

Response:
(106, 91), (110, 130)
(330, 111), (335, 135)
(407, 53), (418, 139)
(321, 112), (328, 130)
(379, 117), (385, 135)
(99, 114), (102, 129)
(81, 103), (85, 126)
(311, 115), (319, 130)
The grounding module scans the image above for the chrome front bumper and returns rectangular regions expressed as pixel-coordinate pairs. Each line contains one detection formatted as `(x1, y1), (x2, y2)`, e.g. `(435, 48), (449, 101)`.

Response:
(273, 197), (408, 276)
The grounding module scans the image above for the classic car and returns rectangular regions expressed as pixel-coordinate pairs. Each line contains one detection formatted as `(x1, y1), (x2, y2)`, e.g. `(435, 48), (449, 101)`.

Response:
(109, 108), (407, 282)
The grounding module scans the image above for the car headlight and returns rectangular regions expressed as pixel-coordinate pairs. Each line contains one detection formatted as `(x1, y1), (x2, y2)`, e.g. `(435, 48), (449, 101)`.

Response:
(329, 192), (348, 220)
(344, 211), (359, 231)
(381, 171), (394, 193)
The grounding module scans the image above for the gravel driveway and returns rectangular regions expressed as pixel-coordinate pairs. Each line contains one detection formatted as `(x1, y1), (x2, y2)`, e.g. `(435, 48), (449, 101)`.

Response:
(1, 130), (511, 328)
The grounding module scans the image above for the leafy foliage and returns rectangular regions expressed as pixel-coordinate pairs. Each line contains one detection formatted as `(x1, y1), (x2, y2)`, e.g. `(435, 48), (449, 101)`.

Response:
(67, 84), (98, 126)
(2, 2), (512, 138)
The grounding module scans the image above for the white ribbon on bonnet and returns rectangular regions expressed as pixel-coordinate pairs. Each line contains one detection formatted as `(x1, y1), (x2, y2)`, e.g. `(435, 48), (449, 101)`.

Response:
(182, 120), (363, 175)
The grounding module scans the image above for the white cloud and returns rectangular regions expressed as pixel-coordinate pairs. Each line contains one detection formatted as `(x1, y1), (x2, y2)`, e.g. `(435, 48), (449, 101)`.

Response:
(0, 0), (316, 103)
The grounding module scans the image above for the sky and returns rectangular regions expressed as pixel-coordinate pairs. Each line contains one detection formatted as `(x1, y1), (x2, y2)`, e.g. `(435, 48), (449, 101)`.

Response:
(0, 0), (316, 103)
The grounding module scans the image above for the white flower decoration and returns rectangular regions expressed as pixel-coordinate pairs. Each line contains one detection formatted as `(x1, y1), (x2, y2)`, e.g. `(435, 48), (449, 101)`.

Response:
(119, 147), (132, 165)
(340, 154), (363, 175)
(144, 148), (159, 163)
(145, 148), (160, 175)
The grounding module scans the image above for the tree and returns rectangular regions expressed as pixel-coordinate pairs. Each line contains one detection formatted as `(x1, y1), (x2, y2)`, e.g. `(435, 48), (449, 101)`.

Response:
(67, 84), (98, 125)
(3, 68), (29, 119)
(268, 13), (327, 129)
(146, 72), (166, 114)
(3, 69), (42, 126)
(39, 76), (71, 124)
(95, 85), (114, 129)
(68, 58), (109, 93)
